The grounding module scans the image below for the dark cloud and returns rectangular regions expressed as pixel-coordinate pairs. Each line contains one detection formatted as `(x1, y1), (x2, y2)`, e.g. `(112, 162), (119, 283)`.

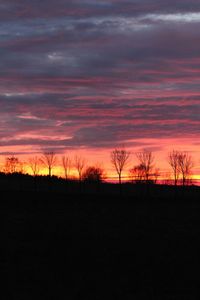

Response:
(1, 0), (200, 21)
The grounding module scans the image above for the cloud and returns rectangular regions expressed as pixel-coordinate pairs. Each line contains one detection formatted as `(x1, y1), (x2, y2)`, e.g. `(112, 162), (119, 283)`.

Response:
(0, 0), (200, 155)
(0, 92), (199, 151)
(1, 1), (200, 21)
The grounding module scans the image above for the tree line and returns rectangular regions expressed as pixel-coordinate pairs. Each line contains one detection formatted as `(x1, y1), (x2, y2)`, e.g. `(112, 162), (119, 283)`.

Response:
(0, 148), (196, 186)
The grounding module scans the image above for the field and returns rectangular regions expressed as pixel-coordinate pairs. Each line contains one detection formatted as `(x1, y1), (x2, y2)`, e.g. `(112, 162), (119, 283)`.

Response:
(2, 188), (200, 299)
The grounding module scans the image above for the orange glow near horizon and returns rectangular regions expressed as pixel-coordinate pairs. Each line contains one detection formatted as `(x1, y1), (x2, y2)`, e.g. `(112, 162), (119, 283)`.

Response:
(0, 137), (199, 183)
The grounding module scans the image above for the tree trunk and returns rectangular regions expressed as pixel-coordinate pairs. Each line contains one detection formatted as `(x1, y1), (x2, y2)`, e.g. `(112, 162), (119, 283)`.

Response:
(119, 173), (122, 197)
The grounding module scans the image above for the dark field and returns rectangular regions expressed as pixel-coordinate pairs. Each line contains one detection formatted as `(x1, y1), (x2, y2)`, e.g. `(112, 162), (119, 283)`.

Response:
(2, 189), (200, 299)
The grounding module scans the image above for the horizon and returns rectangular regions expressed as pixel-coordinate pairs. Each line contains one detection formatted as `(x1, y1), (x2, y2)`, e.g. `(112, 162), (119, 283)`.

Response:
(0, 150), (199, 186)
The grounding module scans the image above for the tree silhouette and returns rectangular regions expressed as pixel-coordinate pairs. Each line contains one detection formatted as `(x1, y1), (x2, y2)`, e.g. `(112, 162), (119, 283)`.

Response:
(168, 150), (194, 186)
(111, 148), (130, 186)
(28, 156), (41, 176)
(61, 155), (72, 180)
(40, 151), (57, 177)
(136, 150), (154, 183)
(4, 156), (19, 173)
(74, 155), (86, 182)
(178, 152), (194, 186)
(82, 166), (105, 183)
(129, 164), (146, 184)
(168, 150), (180, 186)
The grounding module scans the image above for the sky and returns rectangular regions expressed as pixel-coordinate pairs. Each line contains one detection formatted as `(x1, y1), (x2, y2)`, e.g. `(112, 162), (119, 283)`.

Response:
(0, 0), (200, 178)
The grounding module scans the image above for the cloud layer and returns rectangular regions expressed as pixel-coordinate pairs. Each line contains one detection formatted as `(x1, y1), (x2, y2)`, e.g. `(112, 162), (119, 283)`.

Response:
(0, 0), (200, 161)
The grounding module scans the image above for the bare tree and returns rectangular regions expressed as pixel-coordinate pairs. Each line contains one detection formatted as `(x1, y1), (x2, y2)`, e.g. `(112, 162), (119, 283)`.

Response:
(4, 156), (19, 173)
(40, 151), (57, 176)
(136, 150), (154, 183)
(168, 150), (180, 186)
(74, 155), (86, 182)
(178, 152), (194, 186)
(28, 156), (41, 176)
(111, 148), (130, 186)
(168, 150), (194, 186)
(61, 155), (72, 180)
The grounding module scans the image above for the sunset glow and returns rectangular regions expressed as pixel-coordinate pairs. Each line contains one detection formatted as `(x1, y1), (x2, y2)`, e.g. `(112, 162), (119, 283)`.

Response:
(0, 1), (200, 182)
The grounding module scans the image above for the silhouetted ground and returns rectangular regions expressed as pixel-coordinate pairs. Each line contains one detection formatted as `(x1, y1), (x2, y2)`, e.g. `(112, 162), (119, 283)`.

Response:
(2, 187), (200, 299)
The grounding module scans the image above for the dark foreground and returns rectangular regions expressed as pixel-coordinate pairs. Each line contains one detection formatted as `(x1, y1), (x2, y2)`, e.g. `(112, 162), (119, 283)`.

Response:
(2, 189), (200, 299)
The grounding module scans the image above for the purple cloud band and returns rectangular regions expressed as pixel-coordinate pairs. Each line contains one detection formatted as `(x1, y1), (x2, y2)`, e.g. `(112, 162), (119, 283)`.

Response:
(0, 0), (200, 153)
